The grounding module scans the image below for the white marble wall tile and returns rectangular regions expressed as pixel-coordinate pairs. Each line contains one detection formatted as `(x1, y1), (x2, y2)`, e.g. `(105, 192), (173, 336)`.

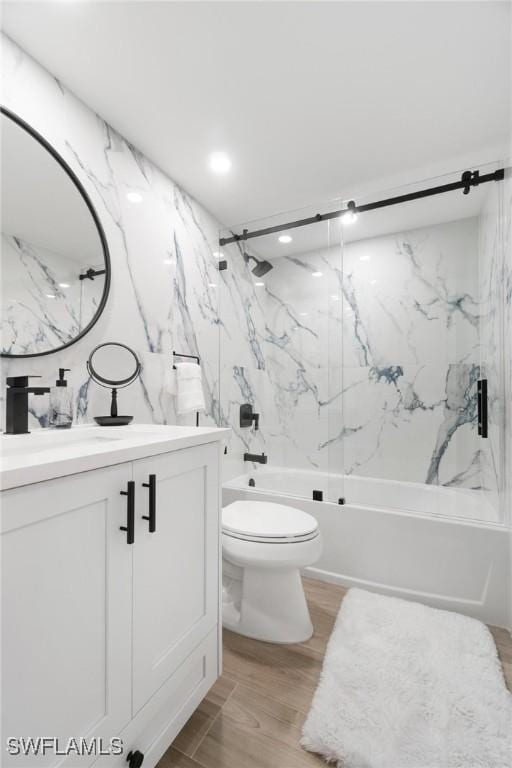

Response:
(340, 362), (481, 488)
(1, 34), (221, 432)
(341, 219), (480, 369)
(218, 238), (343, 477)
(219, 215), (491, 499)
(340, 219), (488, 493)
(1, 234), (103, 354)
(3, 34), (507, 522)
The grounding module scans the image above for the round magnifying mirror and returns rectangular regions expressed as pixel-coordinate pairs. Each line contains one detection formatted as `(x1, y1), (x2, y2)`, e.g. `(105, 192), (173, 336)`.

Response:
(87, 342), (141, 426)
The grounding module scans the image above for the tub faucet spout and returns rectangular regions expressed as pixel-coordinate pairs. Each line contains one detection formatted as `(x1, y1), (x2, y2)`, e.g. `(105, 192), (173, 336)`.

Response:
(244, 452), (267, 464)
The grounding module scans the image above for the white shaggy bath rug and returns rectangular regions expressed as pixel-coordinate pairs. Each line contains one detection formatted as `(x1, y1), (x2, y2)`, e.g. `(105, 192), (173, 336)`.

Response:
(301, 589), (512, 768)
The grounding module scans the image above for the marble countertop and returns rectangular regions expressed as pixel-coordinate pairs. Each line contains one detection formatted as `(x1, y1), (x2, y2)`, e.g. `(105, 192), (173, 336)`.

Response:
(0, 423), (230, 491)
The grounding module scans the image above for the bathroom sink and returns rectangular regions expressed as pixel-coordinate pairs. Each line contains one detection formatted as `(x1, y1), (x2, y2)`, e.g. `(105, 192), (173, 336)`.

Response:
(0, 423), (230, 490)
(0, 431), (123, 457)
(1, 424), (183, 456)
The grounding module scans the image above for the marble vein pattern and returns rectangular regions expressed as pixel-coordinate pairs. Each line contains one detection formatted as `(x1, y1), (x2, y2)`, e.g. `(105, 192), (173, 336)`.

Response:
(1, 234), (103, 355)
(219, 234), (343, 478)
(1, 33), (222, 432)
(2, 34), (508, 525)
(220, 214), (504, 516)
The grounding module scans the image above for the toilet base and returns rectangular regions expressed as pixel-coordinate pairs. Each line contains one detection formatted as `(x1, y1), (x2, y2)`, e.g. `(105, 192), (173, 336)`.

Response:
(222, 564), (314, 644)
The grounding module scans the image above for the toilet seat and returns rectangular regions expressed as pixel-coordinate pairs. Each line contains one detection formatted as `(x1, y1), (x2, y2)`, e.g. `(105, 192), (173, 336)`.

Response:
(222, 500), (319, 544)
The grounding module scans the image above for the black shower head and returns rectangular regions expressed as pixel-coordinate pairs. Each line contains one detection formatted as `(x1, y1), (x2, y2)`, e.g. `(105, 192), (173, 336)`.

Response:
(243, 251), (274, 277)
(252, 259), (273, 277)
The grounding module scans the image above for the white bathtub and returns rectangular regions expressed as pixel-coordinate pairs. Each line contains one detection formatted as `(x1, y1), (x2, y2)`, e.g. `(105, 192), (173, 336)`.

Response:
(223, 468), (511, 627)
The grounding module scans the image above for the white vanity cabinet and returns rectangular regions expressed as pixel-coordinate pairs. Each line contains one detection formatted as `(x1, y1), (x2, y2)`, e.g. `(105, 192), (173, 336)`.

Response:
(131, 445), (219, 715)
(1, 432), (224, 768)
(2, 463), (133, 768)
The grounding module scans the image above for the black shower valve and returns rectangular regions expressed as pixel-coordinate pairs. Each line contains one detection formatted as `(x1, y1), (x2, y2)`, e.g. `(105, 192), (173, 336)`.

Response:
(240, 403), (260, 430)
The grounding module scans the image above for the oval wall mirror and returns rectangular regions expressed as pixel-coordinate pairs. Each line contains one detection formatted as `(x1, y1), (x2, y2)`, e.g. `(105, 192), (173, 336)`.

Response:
(1, 107), (111, 357)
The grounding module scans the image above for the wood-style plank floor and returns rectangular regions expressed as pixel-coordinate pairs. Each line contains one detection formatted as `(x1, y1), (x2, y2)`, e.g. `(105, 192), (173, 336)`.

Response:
(158, 578), (512, 768)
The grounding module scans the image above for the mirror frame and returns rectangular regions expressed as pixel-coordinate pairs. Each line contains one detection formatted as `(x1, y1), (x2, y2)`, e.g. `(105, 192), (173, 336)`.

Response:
(87, 342), (141, 387)
(1, 106), (111, 358)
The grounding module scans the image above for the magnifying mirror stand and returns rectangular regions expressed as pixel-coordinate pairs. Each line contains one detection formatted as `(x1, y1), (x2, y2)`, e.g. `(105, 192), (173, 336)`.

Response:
(94, 388), (133, 427)
(111, 388), (118, 417)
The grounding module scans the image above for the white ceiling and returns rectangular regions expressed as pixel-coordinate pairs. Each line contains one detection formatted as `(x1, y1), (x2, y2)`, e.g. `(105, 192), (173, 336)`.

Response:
(2, 1), (511, 231)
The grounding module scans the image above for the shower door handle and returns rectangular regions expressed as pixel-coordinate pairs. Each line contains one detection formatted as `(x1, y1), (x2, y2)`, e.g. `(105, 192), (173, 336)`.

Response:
(477, 380), (481, 435)
(477, 378), (488, 439)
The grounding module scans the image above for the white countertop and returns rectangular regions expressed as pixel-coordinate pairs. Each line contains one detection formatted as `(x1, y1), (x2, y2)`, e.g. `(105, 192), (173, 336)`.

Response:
(0, 423), (230, 490)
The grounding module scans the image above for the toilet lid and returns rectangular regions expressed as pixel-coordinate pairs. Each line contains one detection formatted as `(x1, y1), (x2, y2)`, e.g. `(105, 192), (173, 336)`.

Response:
(222, 500), (318, 542)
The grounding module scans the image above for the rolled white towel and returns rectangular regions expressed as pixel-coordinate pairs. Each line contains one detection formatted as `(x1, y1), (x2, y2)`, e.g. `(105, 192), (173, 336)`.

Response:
(175, 362), (206, 415)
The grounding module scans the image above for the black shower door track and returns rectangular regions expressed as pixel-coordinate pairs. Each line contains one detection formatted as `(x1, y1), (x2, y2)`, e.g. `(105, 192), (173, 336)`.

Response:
(219, 168), (505, 246)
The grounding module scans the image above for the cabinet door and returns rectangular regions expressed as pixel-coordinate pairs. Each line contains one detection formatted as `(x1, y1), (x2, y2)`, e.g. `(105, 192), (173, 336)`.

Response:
(1, 465), (133, 767)
(132, 443), (219, 714)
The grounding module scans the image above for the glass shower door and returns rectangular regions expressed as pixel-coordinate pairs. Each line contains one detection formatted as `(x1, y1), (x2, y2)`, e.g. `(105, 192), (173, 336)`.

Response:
(218, 202), (343, 505)
(338, 168), (505, 523)
(478, 170), (506, 523)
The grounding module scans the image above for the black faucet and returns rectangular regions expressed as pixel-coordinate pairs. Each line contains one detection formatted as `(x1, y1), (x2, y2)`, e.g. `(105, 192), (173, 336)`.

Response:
(244, 452), (268, 464)
(5, 376), (51, 434)
(240, 403), (260, 430)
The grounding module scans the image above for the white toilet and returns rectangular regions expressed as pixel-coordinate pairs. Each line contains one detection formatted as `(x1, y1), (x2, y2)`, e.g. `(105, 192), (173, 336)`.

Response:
(222, 500), (323, 643)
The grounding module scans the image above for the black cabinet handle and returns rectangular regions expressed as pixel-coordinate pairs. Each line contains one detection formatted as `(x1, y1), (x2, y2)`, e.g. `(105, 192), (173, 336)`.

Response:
(126, 751), (144, 768)
(142, 474), (157, 532)
(120, 481), (135, 544)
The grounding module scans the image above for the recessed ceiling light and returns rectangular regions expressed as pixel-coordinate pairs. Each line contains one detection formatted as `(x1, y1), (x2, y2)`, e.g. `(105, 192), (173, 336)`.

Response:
(370, 279), (377, 285)
(126, 191), (143, 203)
(208, 282), (217, 288)
(213, 251), (223, 259)
(58, 282), (70, 288)
(312, 271), (323, 278)
(208, 152), (231, 174)
(45, 293), (56, 299)
(163, 258), (173, 265)
(278, 235), (292, 244)
(299, 312), (308, 316)
(254, 281), (265, 287)
(359, 255), (370, 262)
